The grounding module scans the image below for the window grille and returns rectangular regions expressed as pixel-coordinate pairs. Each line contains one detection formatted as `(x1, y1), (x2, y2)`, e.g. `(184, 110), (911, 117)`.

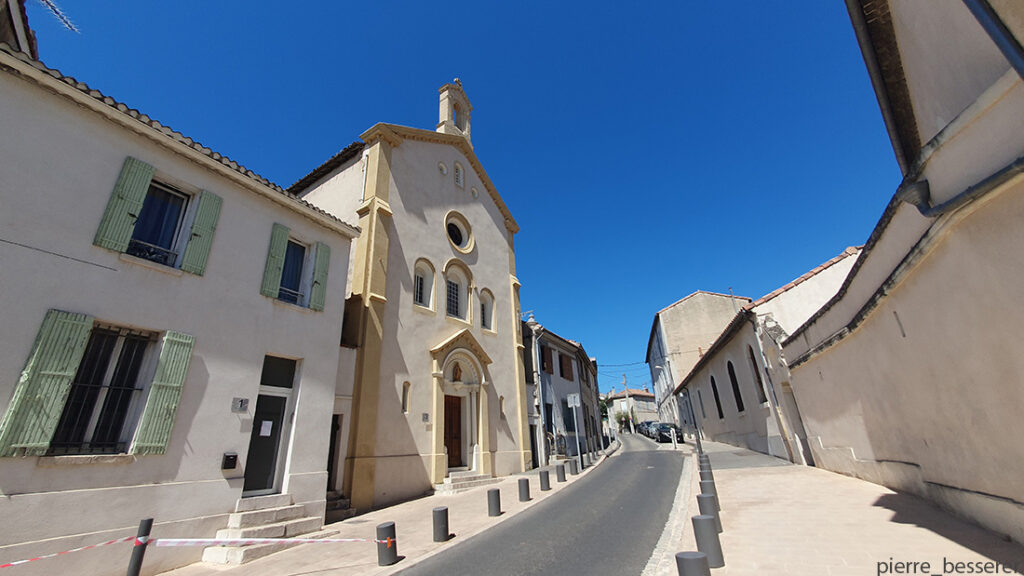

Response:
(414, 274), (425, 305)
(447, 279), (461, 318)
(126, 182), (188, 267)
(49, 328), (152, 455)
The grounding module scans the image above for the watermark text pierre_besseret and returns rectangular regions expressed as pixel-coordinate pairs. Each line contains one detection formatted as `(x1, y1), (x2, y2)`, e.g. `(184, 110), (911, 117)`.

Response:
(877, 557), (1022, 575)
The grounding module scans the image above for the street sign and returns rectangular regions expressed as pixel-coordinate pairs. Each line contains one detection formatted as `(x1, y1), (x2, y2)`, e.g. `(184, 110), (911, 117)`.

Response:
(567, 393), (580, 408)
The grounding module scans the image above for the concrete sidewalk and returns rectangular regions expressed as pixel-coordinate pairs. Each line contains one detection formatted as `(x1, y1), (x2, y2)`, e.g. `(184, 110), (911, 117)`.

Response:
(157, 443), (619, 576)
(678, 440), (1024, 575)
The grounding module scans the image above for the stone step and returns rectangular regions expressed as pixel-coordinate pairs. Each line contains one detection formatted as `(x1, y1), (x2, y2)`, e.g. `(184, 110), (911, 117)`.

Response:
(325, 507), (357, 525)
(201, 528), (338, 565)
(227, 504), (305, 528)
(234, 493), (293, 513)
(434, 476), (503, 495)
(326, 490), (344, 501)
(448, 469), (482, 480)
(443, 474), (490, 485)
(325, 498), (351, 511)
(216, 516), (323, 539)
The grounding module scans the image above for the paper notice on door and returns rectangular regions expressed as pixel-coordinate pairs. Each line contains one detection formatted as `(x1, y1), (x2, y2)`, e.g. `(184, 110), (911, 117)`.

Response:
(260, 420), (273, 437)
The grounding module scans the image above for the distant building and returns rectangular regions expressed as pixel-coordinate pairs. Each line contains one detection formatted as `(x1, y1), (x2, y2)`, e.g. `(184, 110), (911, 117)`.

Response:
(522, 318), (601, 466)
(605, 387), (658, 431)
(646, 291), (751, 428)
(782, 0), (1024, 545)
(673, 247), (860, 463)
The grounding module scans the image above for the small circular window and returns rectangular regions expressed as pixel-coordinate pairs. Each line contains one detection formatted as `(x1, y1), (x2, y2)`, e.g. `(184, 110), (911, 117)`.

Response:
(445, 212), (473, 253)
(447, 222), (464, 246)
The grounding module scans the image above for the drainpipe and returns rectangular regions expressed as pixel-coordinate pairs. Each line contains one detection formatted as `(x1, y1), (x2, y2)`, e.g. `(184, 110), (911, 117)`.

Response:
(526, 315), (547, 467)
(897, 154), (1024, 218)
(962, 0), (1024, 81)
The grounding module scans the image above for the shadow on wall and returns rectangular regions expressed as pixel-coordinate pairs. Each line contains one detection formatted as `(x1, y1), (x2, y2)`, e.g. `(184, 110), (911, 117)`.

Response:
(365, 216), (432, 503)
(873, 492), (1024, 568)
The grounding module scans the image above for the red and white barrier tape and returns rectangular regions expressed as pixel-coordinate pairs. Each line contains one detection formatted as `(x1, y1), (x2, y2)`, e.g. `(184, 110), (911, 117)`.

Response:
(0, 536), (134, 569)
(154, 537), (395, 548)
(0, 534), (394, 568)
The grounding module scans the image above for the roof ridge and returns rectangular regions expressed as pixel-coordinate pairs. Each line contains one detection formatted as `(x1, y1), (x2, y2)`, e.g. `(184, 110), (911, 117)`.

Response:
(744, 245), (863, 310)
(0, 43), (359, 235)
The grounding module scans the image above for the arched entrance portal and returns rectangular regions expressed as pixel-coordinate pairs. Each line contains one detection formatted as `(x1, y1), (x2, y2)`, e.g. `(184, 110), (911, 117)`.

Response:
(429, 329), (493, 483)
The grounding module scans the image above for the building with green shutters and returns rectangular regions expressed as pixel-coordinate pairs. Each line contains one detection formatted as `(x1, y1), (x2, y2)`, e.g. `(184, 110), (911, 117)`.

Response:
(0, 12), (359, 574)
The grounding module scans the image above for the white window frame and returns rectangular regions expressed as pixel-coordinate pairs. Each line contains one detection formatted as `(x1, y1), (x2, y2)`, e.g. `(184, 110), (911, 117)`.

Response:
(127, 180), (197, 269)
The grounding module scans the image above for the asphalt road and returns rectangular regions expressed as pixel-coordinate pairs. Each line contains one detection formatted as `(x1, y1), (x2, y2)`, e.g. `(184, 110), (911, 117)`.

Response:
(395, 433), (685, 576)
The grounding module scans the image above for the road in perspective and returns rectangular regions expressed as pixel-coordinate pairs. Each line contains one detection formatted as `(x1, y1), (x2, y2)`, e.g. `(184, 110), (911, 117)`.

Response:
(397, 435), (682, 576)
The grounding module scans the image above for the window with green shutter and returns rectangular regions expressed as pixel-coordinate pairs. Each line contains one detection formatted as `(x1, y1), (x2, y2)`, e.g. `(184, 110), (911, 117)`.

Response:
(262, 223), (290, 298)
(0, 310), (93, 457)
(308, 242), (330, 311)
(131, 331), (194, 456)
(94, 157), (154, 253)
(96, 157), (222, 274)
(179, 190), (222, 275)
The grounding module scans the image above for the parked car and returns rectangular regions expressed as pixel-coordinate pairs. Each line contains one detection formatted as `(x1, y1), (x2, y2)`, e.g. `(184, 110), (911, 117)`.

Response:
(639, 421), (657, 437)
(655, 423), (682, 443)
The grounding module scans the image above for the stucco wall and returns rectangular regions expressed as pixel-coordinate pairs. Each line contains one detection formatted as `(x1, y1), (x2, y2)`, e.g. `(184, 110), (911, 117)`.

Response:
(302, 134), (523, 505)
(0, 70), (351, 574)
(788, 177), (1024, 543)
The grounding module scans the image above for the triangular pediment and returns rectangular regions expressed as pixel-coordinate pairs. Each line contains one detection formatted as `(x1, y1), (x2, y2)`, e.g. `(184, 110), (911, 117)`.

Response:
(430, 329), (492, 366)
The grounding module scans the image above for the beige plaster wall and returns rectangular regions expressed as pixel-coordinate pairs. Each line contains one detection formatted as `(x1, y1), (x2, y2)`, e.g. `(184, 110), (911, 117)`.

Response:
(789, 177), (1024, 543)
(0, 71), (352, 573)
(658, 293), (749, 378)
(889, 0), (1009, 143)
(302, 134), (523, 506)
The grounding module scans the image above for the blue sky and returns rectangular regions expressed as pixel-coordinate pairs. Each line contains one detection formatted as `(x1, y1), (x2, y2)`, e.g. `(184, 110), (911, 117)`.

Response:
(26, 1), (901, 393)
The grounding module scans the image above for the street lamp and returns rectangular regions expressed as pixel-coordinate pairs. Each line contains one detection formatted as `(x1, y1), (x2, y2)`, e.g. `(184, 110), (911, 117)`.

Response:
(525, 314), (548, 467)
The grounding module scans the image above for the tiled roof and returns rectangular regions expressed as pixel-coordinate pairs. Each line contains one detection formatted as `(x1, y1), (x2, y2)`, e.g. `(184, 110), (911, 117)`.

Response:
(606, 388), (655, 400)
(287, 141), (365, 194)
(0, 43), (359, 237)
(743, 246), (862, 310)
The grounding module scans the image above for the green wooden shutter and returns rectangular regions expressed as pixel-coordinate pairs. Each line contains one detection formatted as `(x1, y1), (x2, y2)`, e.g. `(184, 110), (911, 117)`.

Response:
(0, 310), (93, 457)
(260, 223), (290, 297)
(180, 190), (222, 275)
(131, 331), (194, 455)
(94, 157), (154, 252)
(308, 241), (331, 311)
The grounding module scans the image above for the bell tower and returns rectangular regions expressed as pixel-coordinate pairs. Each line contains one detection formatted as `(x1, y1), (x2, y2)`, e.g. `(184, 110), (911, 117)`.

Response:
(437, 78), (472, 145)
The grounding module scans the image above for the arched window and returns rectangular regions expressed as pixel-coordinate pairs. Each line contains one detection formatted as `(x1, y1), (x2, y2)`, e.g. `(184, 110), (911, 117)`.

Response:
(413, 259), (434, 309)
(710, 376), (724, 419)
(454, 162), (465, 189)
(727, 361), (745, 413)
(696, 389), (707, 419)
(402, 381), (411, 413)
(747, 346), (768, 404)
(479, 289), (495, 331)
(444, 264), (470, 320)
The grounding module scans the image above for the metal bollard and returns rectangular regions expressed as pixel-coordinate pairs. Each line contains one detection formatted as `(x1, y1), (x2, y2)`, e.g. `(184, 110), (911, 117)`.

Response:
(699, 468), (715, 483)
(376, 521), (398, 566)
(432, 507), (449, 542)
(125, 518), (153, 576)
(556, 463), (566, 482)
(675, 551), (711, 576)
(583, 453), (590, 467)
(692, 515), (724, 568)
(518, 478), (531, 502)
(487, 488), (502, 517)
(699, 479), (717, 497)
(569, 459), (579, 475)
(540, 469), (551, 491)
(696, 494), (722, 533)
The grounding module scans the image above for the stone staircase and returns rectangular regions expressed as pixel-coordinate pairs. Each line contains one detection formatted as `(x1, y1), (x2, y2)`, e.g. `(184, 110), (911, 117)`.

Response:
(201, 493), (336, 565)
(325, 491), (357, 524)
(434, 469), (502, 495)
